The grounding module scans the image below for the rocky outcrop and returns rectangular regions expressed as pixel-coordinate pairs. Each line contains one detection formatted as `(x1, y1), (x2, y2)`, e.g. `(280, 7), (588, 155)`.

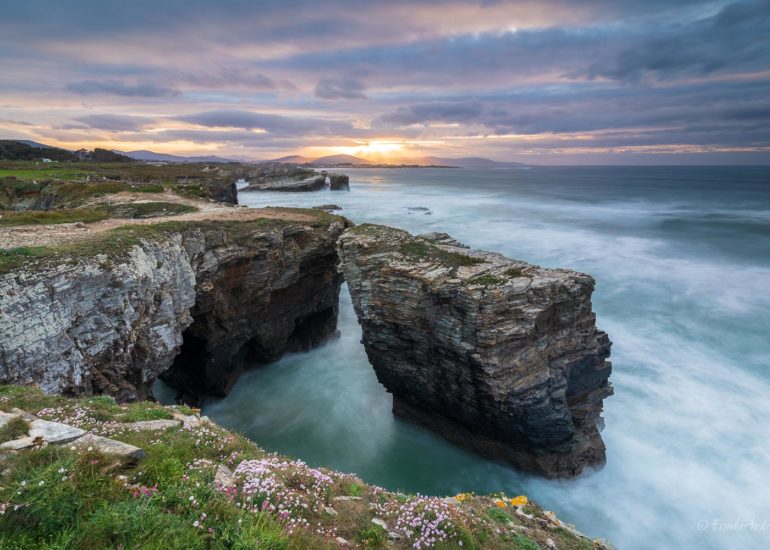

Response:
(339, 225), (612, 478)
(238, 165), (350, 193)
(0, 215), (348, 402)
(328, 173), (350, 191)
(242, 175), (327, 192)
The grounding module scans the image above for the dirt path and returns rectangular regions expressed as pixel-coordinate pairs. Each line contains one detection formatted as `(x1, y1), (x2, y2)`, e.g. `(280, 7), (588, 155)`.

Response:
(0, 192), (319, 250)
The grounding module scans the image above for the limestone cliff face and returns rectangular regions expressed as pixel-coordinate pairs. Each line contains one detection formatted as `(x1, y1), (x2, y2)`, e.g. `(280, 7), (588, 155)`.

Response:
(339, 224), (612, 478)
(0, 217), (347, 402)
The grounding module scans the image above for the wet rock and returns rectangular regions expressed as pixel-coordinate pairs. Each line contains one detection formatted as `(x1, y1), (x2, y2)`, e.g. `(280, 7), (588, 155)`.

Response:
(339, 224), (612, 478)
(407, 207), (432, 215)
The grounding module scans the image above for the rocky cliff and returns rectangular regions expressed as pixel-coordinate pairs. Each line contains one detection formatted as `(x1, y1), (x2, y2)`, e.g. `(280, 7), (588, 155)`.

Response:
(339, 224), (612, 478)
(0, 213), (348, 402)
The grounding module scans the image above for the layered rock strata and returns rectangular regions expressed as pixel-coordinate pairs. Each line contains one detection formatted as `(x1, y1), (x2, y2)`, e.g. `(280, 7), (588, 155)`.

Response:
(0, 215), (348, 402)
(339, 224), (612, 478)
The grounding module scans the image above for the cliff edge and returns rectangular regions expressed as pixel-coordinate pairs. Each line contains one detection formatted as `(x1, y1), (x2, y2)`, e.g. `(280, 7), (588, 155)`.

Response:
(339, 224), (612, 478)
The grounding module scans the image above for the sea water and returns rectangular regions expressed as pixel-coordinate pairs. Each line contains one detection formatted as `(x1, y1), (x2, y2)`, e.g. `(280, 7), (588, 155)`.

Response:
(161, 166), (770, 549)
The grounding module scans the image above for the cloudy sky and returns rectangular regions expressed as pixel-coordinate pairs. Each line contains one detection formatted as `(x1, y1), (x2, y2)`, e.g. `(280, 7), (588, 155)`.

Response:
(1, 0), (769, 164)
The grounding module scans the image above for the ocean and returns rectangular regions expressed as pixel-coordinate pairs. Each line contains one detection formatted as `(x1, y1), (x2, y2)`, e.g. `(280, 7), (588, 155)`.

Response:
(159, 166), (770, 549)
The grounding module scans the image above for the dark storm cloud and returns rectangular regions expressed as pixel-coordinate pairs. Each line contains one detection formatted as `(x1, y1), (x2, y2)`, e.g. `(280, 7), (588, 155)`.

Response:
(590, 0), (770, 81)
(315, 77), (368, 100)
(66, 80), (180, 97)
(174, 110), (354, 136)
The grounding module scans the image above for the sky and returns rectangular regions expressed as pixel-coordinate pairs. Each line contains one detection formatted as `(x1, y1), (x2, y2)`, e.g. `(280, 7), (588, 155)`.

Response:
(1, 0), (769, 164)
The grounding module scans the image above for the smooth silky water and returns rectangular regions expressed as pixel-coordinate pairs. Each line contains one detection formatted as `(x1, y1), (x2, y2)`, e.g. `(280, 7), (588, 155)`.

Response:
(157, 166), (770, 549)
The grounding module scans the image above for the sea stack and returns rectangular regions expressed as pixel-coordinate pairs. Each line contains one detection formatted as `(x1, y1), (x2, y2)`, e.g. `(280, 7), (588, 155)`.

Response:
(339, 224), (613, 478)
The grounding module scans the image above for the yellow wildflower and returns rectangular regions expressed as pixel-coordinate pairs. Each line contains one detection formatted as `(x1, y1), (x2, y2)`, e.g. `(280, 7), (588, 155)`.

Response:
(494, 499), (507, 508)
(454, 493), (471, 502)
(510, 495), (528, 508)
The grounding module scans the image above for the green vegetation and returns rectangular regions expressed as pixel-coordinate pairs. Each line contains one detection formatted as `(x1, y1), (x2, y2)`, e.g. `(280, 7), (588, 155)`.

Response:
(0, 216), (311, 275)
(0, 385), (607, 550)
(0, 168), (88, 180)
(0, 140), (77, 161)
(471, 274), (507, 286)
(0, 160), (238, 209)
(504, 268), (531, 279)
(508, 533), (542, 550)
(344, 481), (364, 497)
(399, 240), (483, 268)
(356, 524), (386, 547)
(0, 208), (109, 226)
(487, 506), (511, 524)
(0, 416), (29, 443)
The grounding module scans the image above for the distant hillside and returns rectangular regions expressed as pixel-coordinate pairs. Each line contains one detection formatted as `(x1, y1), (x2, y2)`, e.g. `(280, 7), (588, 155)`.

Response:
(269, 155), (315, 164)
(0, 141), (135, 162)
(311, 154), (372, 166)
(118, 150), (236, 163)
(421, 156), (527, 168)
(0, 140), (77, 161)
(265, 152), (527, 168)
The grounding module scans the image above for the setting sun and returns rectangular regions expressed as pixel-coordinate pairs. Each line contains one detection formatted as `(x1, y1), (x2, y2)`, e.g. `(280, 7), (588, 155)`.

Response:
(311, 140), (406, 162)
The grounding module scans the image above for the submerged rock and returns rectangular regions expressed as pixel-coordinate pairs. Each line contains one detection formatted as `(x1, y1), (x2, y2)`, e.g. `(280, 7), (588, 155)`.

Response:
(339, 224), (612, 478)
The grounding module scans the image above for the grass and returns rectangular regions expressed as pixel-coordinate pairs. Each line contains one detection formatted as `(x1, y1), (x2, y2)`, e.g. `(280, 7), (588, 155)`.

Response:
(0, 384), (608, 550)
(398, 240), (483, 268)
(0, 168), (88, 180)
(0, 208), (109, 226)
(0, 215), (322, 275)
(344, 481), (364, 497)
(0, 416), (29, 443)
(471, 274), (507, 286)
(504, 268), (531, 279)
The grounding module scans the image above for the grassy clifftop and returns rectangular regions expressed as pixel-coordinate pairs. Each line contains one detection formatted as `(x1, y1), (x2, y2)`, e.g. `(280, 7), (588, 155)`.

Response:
(0, 385), (607, 550)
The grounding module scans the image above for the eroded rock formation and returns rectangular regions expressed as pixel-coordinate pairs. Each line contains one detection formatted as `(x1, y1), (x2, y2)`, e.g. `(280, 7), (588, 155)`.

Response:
(242, 175), (327, 192)
(328, 173), (350, 191)
(0, 216), (348, 402)
(339, 224), (612, 478)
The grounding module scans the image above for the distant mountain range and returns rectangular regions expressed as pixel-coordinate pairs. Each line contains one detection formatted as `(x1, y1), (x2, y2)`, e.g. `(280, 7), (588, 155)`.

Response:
(2, 140), (527, 168)
(115, 149), (236, 163)
(267, 153), (527, 168)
